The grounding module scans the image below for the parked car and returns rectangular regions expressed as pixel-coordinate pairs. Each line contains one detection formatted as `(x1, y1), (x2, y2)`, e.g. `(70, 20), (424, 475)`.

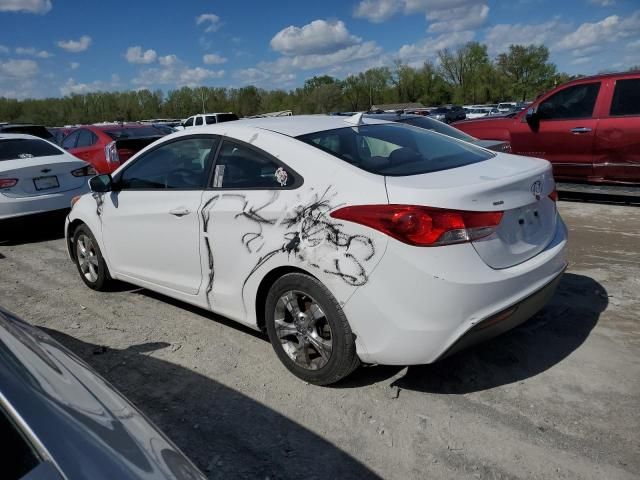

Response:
(47, 126), (73, 145)
(0, 306), (207, 480)
(0, 123), (56, 142)
(181, 113), (239, 129)
(429, 106), (466, 123)
(364, 112), (511, 152)
(62, 124), (165, 174)
(454, 72), (640, 185)
(151, 123), (178, 135)
(497, 102), (517, 113)
(0, 134), (94, 220)
(66, 114), (567, 385)
(466, 108), (491, 119)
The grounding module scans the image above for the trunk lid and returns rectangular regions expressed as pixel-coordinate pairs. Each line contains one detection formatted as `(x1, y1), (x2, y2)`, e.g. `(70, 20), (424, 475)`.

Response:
(0, 155), (88, 197)
(384, 153), (557, 269)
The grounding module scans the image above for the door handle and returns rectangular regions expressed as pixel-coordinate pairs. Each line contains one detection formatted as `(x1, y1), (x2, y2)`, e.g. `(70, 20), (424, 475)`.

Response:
(571, 127), (592, 134)
(169, 208), (191, 217)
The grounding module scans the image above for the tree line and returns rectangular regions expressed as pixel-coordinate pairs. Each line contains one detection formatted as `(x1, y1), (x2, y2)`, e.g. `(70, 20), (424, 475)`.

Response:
(0, 43), (586, 126)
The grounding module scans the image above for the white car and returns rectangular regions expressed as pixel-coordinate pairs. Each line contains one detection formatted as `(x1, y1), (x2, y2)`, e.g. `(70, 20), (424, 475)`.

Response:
(466, 108), (490, 119)
(497, 102), (517, 113)
(65, 114), (567, 385)
(0, 134), (94, 220)
(182, 113), (239, 129)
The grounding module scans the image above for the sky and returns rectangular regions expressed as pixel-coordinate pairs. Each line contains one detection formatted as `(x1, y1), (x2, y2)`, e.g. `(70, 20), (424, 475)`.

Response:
(0, 0), (639, 99)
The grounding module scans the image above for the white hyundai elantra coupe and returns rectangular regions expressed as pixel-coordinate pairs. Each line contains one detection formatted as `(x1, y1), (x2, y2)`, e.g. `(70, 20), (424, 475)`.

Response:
(0, 134), (94, 220)
(65, 114), (567, 385)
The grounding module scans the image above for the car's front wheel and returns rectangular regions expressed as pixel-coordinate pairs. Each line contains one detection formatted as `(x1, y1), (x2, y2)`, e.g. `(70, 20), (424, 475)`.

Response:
(73, 225), (112, 291)
(265, 273), (360, 385)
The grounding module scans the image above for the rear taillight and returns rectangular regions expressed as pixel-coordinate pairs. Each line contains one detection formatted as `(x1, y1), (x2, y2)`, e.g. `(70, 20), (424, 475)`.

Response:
(548, 188), (558, 202)
(71, 165), (97, 177)
(330, 205), (503, 247)
(105, 141), (120, 165)
(0, 178), (18, 189)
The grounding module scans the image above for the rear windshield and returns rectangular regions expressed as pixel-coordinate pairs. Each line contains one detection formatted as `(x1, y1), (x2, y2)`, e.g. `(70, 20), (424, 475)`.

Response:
(104, 126), (163, 140)
(400, 117), (476, 142)
(0, 138), (63, 161)
(216, 113), (239, 123)
(297, 123), (493, 176)
(432, 107), (449, 113)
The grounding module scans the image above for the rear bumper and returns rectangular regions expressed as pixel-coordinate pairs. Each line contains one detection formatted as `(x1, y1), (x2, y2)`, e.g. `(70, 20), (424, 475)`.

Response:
(0, 186), (88, 220)
(344, 214), (568, 365)
(437, 269), (563, 360)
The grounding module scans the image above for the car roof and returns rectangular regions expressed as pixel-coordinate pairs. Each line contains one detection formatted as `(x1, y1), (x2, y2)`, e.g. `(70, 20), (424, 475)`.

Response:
(227, 114), (392, 137)
(364, 113), (423, 121)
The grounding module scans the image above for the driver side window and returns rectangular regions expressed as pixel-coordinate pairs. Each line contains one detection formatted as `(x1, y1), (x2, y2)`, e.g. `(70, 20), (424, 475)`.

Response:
(537, 83), (600, 120)
(119, 136), (218, 190)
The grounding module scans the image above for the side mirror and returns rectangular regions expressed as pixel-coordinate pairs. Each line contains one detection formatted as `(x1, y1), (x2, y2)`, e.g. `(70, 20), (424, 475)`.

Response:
(89, 174), (113, 193)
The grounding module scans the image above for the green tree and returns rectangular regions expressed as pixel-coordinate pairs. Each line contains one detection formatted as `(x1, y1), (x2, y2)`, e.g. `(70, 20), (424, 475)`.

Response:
(496, 45), (557, 102)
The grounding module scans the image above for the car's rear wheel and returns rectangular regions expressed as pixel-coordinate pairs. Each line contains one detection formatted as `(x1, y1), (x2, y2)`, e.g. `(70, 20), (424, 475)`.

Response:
(265, 273), (359, 385)
(73, 225), (112, 291)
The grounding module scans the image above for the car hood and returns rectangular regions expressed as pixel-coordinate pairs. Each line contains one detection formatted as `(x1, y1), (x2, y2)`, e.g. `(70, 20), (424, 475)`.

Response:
(0, 307), (206, 480)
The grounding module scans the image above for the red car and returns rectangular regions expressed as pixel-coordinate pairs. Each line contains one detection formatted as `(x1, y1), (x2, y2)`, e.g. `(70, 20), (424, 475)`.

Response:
(454, 72), (640, 185)
(62, 124), (165, 174)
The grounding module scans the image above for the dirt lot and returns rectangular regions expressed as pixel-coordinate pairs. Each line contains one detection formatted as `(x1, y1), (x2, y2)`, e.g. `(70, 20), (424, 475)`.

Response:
(0, 200), (638, 480)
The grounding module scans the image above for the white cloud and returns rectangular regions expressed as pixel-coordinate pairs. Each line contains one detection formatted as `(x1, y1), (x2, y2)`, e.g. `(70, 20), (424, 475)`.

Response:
(0, 0), (51, 14)
(397, 31), (475, 65)
(57, 35), (92, 53)
(353, 0), (486, 27)
(484, 18), (569, 55)
(196, 13), (221, 33)
(589, 0), (615, 6)
(571, 56), (592, 65)
(426, 3), (489, 33)
(203, 53), (227, 65)
(70, 62), (79, 70)
(15, 47), (53, 58)
(125, 46), (158, 64)
(0, 45), (9, 54)
(271, 20), (361, 56)
(353, 0), (402, 23)
(159, 54), (178, 66)
(0, 58), (38, 79)
(627, 39), (640, 50)
(60, 74), (121, 96)
(555, 12), (640, 51)
(132, 64), (225, 88)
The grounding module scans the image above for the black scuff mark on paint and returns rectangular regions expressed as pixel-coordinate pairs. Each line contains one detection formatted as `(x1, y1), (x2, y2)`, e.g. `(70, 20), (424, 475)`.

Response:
(92, 193), (104, 217)
(201, 195), (220, 233)
(200, 186), (377, 310)
(204, 236), (214, 309)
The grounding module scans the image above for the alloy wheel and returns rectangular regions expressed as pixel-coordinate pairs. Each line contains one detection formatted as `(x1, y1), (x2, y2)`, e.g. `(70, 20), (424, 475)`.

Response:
(76, 234), (99, 283)
(274, 290), (333, 370)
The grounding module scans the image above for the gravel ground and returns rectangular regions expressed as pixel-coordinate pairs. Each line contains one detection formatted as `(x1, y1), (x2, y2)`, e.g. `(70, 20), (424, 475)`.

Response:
(0, 200), (638, 480)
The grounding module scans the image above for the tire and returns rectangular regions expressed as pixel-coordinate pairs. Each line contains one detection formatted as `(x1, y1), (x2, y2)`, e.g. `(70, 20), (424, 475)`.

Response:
(73, 224), (112, 291)
(265, 273), (360, 385)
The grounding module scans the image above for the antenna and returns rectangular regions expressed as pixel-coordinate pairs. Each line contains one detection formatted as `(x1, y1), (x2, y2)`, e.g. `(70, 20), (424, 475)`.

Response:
(344, 112), (365, 126)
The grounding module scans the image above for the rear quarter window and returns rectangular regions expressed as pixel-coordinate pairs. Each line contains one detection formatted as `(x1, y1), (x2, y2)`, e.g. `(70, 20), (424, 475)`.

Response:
(0, 138), (63, 161)
(298, 123), (493, 176)
(217, 113), (239, 123)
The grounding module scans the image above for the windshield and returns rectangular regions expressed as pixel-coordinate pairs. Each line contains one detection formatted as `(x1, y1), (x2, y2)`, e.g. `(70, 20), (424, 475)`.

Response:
(400, 117), (477, 142)
(297, 123), (493, 176)
(0, 138), (63, 161)
(104, 126), (163, 140)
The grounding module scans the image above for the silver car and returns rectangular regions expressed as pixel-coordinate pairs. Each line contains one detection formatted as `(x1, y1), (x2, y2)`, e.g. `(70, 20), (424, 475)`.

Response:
(0, 306), (206, 480)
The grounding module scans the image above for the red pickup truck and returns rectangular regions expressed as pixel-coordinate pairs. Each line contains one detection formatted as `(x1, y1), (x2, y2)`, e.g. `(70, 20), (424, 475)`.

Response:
(454, 72), (640, 186)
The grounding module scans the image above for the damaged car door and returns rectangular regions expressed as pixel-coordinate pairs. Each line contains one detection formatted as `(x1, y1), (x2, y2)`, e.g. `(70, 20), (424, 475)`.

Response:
(101, 135), (219, 295)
